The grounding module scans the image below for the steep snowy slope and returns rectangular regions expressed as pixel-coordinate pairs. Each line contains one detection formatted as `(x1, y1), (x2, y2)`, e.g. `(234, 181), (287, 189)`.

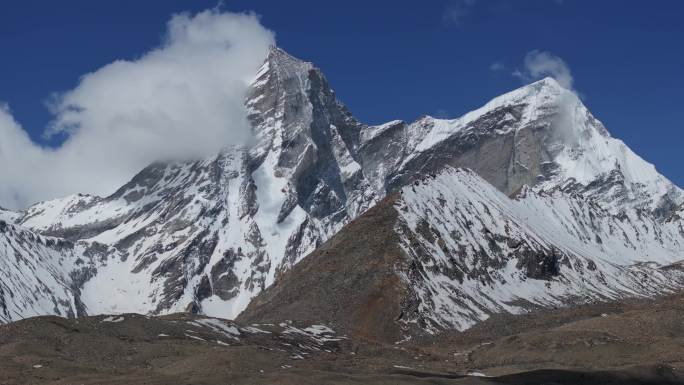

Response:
(395, 168), (684, 332)
(5, 47), (683, 324)
(241, 167), (684, 340)
(0, 219), (113, 322)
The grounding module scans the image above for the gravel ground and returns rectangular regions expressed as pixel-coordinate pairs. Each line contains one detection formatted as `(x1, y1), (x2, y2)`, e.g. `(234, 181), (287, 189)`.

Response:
(2, 294), (684, 384)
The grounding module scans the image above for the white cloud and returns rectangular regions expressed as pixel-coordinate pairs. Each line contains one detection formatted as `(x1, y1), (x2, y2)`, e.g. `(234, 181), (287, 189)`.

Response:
(513, 50), (574, 89)
(443, 0), (478, 25)
(0, 9), (274, 209)
(489, 62), (506, 72)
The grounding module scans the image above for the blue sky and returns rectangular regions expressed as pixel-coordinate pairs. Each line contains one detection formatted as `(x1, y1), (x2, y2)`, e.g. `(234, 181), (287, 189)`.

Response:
(0, 0), (682, 187)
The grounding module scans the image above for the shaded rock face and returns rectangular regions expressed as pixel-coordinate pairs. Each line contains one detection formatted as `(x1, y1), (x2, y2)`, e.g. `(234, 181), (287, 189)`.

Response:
(2, 47), (683, 327)
(245, 48), (377, 224)
(385, 106), (541, 195)
(518, 249), (561, 280)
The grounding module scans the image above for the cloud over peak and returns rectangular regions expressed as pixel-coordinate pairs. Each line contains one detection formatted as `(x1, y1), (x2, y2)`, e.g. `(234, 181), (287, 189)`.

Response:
(0, 9), (274, 209)
(513, 50), (574, 90)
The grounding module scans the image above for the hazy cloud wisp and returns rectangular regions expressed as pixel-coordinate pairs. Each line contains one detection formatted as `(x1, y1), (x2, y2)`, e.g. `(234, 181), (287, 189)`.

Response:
(0, 10), (275, 209)
(443, 0), (478, 25)
(513, 49), (574, 89)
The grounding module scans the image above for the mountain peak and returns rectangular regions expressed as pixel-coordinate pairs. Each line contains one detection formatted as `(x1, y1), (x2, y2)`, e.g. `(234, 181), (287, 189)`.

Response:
(532, 76), (564, 89)
(478, 76), (571, 114)
(385, 71), (681, 210)
(264, 46), (313, 74)
(248, 46), (314, 96)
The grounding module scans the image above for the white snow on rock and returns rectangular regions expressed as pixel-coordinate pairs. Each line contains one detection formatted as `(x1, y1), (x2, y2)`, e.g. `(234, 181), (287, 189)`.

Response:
(394, 167), (684, 332)
(0, 207), (20, 223)
(191, 318), (241, 340)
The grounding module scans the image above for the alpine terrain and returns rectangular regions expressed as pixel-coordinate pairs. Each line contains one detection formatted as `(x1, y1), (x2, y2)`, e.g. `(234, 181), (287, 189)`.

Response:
(0, 48), (684, 342)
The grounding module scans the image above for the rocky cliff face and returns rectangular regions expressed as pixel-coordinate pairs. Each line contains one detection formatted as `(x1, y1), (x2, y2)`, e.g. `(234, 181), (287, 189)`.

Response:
(1, 47), (682, 326)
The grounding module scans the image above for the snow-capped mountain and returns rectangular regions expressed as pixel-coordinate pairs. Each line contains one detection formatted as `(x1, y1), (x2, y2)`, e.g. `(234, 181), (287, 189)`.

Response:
(371, 77), (681, 216)
(240, 167), (684, 340)
(8, 48), (384, 320)
(1, 47), (682, 326)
